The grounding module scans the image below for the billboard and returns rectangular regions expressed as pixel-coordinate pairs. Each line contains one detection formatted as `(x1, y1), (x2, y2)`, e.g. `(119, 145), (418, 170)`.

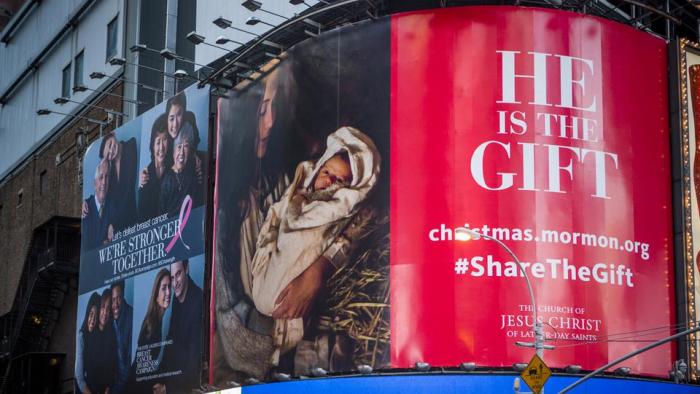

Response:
(679, 38), (700, 380)
(390, 6), (673, 376)
(211, 5), (673, 383)
(76, 84), (209, 393)
(212, 18), (390, 383)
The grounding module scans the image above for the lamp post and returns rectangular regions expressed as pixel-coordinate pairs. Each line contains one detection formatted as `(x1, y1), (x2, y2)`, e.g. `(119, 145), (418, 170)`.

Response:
(72, 84), (146, 106)
(111, 55), (196, 81)
(456, 228), (552, 391)
(53, 97), (126, 127)
(90, 71), (163, 94)
(187, 31), (242, 54)
(213, 16), (258, 36)
(245, 16), (276, 28)
(215, 35), (245, 46)
(130, 42), (216, 71)
(37, 109), (108, 136)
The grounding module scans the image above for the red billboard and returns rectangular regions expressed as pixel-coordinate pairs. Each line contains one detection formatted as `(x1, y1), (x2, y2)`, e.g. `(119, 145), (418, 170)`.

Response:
(212, 6), (674, 383)
(390, 7), (673, 376)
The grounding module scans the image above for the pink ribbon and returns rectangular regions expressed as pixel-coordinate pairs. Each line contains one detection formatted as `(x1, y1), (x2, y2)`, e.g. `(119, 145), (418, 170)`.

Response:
(165, 195), (192, 253)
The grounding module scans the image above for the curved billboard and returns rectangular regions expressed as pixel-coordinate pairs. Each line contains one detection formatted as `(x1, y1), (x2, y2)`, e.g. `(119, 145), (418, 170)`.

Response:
(212, 5), (673, 383)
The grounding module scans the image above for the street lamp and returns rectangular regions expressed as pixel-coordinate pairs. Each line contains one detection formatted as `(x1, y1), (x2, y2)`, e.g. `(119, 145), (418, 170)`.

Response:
(201, 0), (365, 87)
(72, 84), (146, 106)
(246, 16), (276, 28)
(213, 16), (258, 36)
(90, 71), (163, 95)
(215, 35), (245, 46)
(53, 96), (126, 125)
(455, 228), (552, 361)
(242, 0), (324, 30)
(129, 43), (215, 71)
(37, 108), (108, 136)
(174, 69), (188, 93)
(242, 0), (287, 20)
(242, 0), (263, 12)
(110, 56), (196, 81)
(187, 31), (242, 54)
(158, 48), (216, 70)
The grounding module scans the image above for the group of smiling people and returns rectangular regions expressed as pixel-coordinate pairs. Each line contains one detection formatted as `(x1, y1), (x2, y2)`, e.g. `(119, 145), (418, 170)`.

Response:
(82, 92), (204, 250)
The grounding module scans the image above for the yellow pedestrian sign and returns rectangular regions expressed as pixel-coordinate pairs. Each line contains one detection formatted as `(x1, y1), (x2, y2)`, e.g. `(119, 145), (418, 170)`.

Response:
(520, 354), (551, 394)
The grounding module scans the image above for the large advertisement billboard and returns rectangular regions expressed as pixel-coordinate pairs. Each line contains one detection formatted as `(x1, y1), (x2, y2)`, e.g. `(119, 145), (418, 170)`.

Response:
(76, 84), (209, 393)
(212, 5), (674, 382)
(679, 38), (700, 380)
(212, 19), (390, 382)
(390, 6), (673, 376)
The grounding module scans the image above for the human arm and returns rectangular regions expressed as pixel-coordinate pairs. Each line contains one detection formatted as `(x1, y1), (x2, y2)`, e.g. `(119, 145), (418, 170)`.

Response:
(321, 207), (374, 270)
(271, 207), (374, 319)
(140, 167), (150, 188)
(271, 255), (332, 319)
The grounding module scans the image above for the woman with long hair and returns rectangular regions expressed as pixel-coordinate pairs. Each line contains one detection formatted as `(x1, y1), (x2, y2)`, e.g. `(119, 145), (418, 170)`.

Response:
(137, 268), (171, 355)
(86, 289), (117, 393)
(131, 270), (171, 394)
(139, 114), (171, 220)
(75, 292), (100, 394)
(215, 60), (326, 379)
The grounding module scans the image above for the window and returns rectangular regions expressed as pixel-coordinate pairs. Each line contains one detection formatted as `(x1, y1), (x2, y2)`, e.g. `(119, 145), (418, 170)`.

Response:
(74, 50), (84, 88)
(61, 64), (71, 98)
(17, 189), (23, 207)
(39, 170), (47, 196)
(106, 15), (118, 61)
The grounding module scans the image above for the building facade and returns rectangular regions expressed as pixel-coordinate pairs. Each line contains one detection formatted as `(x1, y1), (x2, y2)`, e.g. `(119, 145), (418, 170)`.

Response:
(2, 0), (700, 393)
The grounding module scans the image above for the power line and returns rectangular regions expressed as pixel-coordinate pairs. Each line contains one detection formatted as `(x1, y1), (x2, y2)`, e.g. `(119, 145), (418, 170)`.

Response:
(547, 320), (700, 349)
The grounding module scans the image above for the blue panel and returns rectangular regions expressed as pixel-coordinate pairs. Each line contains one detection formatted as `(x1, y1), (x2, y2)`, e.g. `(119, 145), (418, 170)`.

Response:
(240, 374), (700, 394)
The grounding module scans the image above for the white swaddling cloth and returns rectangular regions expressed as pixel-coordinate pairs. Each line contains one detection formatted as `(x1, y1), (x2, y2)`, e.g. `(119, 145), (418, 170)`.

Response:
(248, 126), (381, 357)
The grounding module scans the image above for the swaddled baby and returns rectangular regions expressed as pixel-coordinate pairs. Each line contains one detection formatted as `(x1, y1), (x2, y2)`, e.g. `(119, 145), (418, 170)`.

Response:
(247, 126), (381, 361)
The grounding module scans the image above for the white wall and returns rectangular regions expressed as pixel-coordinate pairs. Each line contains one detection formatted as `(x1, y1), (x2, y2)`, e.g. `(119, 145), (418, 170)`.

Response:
(0, 0), (125, 179)
(0, 0), (81, 94)
(194, 0), (320, 68)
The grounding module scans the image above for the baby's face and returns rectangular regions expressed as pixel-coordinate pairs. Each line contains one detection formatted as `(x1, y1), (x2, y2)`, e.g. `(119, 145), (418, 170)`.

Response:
(314, 155), (352, 191)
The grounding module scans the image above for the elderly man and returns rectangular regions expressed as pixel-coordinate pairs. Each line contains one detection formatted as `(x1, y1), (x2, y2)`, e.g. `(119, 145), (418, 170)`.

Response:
(82, 159), (113, 250)
(161, 259), (203, 390)
(110, 280), (133, 394)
